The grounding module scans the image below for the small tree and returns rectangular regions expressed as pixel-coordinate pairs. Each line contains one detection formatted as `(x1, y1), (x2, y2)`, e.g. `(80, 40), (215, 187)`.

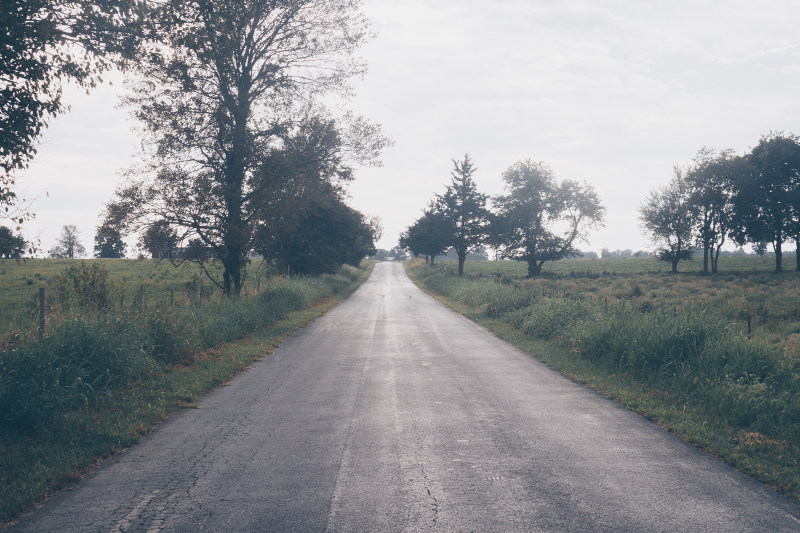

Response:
(435, 155), (491, 276)
(139, 220), (178, 259)
(492, 160), (605, 277)
(94, 224), (126, 258)
(49, 224), (86, 258)
(399, 208), (450, 264)
(640, 167), (694, 272)
(0, 226), (26, 258)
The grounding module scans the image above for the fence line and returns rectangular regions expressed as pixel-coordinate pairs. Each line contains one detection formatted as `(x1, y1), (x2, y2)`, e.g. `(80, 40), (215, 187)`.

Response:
(0, 276), (277, 340)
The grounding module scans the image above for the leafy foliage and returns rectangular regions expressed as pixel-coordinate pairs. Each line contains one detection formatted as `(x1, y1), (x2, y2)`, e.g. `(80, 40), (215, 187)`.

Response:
(399, 208), (450, 264)
(492, 160), (605, 276)
(48, 224), (87, 258)
(732, 132), (800, 272)
(256, 196), (378, 275)
(0, 226), (26, 258)
(434, 155), (491, 276)
(104, 0), (386, 294)
(640, 167), (694, 272)
(93, 224), (126, 258)
(0, 0), (144, 201)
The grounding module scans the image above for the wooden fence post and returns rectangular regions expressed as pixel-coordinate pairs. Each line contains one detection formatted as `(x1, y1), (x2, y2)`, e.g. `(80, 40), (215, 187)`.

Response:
(38, 287), (46, 334)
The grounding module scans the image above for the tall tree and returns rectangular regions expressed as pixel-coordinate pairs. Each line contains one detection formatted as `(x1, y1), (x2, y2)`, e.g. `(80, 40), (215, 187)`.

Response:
(94, 224), (126, 258)
(1, 0), (144, 206)
(104, 0), (385, 295)
(686, 147), (742, 273)
(640, 167), (694, 272)
(435, 155), (490, 276)
(731, 132), (800, 272)
(492, 160), (605, 277)
(49, 224), (86, 258)
(0, 226), (26, 258)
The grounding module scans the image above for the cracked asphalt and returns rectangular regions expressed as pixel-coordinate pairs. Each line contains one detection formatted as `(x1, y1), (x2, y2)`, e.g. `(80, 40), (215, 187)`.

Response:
(12, 262), (800, 532)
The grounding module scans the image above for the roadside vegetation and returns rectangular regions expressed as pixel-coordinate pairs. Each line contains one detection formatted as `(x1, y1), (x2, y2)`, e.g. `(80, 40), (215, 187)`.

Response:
(0, 260), (371, 525)
(406, 258), (800, 502)
(0, 258), (274, 336)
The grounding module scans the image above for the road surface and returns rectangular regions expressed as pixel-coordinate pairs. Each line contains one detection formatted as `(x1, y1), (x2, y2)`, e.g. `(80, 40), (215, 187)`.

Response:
(12, 262), (800, 532)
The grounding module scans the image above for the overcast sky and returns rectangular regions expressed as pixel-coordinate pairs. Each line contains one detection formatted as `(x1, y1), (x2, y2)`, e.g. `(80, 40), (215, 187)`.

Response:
(16, 0), (800, 256)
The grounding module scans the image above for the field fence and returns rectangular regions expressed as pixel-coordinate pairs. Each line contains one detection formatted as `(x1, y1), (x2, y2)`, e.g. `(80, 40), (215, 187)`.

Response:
(0, 276), (275, 340)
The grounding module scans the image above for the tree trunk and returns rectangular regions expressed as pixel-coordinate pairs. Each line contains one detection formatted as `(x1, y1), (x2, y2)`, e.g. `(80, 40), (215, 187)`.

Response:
(671, 259), (679, 273)
(702, 242), (709, 273)
(775, 239), (782, 272)
(527, 260), (542, 277)
(458, 252), (466, 276)
(796, 236), (800, 272)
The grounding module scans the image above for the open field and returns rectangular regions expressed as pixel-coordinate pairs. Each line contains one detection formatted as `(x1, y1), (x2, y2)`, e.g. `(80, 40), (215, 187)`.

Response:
(451, 256), (800, 351)
(0, 258), (275, 337)
(406, 258), (800, 502)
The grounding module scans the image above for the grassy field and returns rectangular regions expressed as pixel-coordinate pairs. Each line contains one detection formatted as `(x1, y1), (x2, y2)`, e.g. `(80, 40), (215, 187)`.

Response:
(0, 258), (275, 337)
(407, 257), (800, 502)
(0, 261), (371, 527)
(452, 256), (800, 352)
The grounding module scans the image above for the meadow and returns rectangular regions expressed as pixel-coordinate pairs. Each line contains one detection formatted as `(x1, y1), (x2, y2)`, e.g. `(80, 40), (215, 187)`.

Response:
(407, 257), (800, 502)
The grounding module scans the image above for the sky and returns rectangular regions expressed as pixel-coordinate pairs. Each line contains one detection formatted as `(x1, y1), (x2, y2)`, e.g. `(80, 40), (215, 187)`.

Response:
(15, 0), (800, 256)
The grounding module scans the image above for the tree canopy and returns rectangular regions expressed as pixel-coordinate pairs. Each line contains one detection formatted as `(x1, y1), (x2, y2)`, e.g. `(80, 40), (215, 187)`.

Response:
(1, 0), (144, 209)
(104, 0), (387, 294)
(640, 167), (694, 272)
(49, 224), (86, 258)
(492, 160), (605, 277)
(94, 224), (126, 258)
(435, 155), (490, 276)
(731, 132), (800, 272)
(0, 226), (27, 258)
(255, 196), (378, 275)
(399, 208), (450, 264)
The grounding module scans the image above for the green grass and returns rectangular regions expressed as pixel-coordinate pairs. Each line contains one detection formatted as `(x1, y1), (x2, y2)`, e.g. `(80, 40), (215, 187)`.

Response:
(0, 262), (371, 527)
(0, 258), (275, 337)
(406, 258), (800, 503)
(439, 257), (800, 351)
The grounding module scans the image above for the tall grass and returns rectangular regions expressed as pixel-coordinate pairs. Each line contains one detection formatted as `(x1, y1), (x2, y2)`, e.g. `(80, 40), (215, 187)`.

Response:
(0, 264), (364, 432)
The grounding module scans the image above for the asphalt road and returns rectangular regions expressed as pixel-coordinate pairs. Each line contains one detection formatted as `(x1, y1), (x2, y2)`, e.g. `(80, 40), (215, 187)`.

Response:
(12, 262), (800, 532)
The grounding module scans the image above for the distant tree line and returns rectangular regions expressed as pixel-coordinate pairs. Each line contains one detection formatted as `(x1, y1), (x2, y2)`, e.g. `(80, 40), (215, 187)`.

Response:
(640, 132), (800, 273)
(400, 155), (605, 277)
